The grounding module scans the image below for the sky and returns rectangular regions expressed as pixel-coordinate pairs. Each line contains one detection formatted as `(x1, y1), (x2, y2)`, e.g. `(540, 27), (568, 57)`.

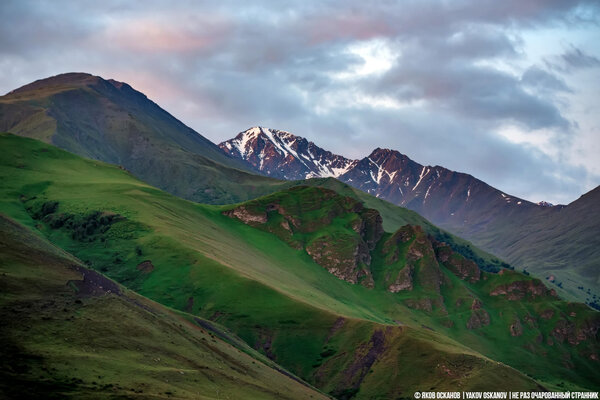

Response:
(1, 1), (599, 204)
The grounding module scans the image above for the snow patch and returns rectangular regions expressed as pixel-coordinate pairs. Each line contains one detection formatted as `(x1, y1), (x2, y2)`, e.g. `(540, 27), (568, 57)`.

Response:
(413, 167), (429, 190)
(424, 184), (432, 201)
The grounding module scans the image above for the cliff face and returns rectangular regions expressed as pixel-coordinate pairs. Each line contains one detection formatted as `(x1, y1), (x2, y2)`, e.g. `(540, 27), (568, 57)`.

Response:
(223, 186), (385, 287)
(223, 186), (483, 297)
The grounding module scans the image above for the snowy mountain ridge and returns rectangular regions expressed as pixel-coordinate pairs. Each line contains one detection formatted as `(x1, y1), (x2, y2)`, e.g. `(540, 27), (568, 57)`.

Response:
(219, 126), (544, 237)
(220, 126), (357, 180)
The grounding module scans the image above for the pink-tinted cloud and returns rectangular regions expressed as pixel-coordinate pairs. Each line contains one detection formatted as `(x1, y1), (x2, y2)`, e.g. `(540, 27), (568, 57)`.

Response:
(97, 16), (232, 54)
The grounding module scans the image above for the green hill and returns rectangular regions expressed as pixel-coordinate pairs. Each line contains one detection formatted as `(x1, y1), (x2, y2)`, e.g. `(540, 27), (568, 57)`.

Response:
(0, 72), (288, 204)
(0, 214), (328, 400)
(1, 133), (598, 397)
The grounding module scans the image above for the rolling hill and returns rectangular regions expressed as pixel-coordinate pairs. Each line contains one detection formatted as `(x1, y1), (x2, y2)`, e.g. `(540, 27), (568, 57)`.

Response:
(0, 215), (328, 400)
(1, 133), (598, 397)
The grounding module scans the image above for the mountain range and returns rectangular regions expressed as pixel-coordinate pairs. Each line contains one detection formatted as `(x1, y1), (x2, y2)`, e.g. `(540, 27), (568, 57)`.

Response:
(0, 73), (598, 397)
(220, 127), (600, 304)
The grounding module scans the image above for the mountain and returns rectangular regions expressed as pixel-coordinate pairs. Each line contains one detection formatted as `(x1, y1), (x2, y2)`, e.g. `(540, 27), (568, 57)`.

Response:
(219, 127), (540, 224)
(0, 73), (288, 204)
(490, 186), (600, 307)
(220, 127), (600, 303)
(220, 126), (357, 180)
(2, 133), (598, 396)
(0, 215), (328, 400)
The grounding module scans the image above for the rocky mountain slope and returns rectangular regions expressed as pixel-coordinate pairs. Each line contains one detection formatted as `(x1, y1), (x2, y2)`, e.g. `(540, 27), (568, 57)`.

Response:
(3, 134), (599, 396)
(0, 73), (288, 204)
(220, 126), (357, 180)
(220, 127), (600, 303)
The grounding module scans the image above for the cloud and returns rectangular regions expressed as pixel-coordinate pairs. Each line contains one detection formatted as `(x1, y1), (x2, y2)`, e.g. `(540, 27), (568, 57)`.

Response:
(545, 45), (600, 72)
(561, 46), (600, 69)
(96, 17), (232, 54)
(521, 66), (572, 93)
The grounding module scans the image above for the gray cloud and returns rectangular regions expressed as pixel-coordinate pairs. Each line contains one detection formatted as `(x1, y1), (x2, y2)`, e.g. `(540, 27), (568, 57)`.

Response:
(545, 45), (600, 72)
(521, 67), (572, 93)
(562, 46), (600, 69)
(0, 0), (599, 204)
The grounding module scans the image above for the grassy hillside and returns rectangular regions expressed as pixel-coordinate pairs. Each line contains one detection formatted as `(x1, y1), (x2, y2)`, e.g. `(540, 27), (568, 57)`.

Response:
(303, 177), (512, 274)
(451, 188), (600, 306)
(0, 214), (329, 400)
(1, 133), (598, 397)
(0, 72), (290, 204)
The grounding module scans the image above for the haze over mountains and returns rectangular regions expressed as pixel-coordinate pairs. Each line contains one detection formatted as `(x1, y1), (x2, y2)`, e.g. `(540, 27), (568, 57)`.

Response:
(220, 127), (600, 303)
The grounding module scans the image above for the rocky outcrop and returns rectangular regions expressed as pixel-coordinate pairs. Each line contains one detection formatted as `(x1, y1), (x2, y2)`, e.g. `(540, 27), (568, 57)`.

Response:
(223, 206), (267, 224)
(382, 225), (447, 294)
(306, 235), (375, 288)
(523, 314), (537, 329)
(467, 308), (491, 330)
(405, 296), (447, 313)
(490, 278), (556, 300)
(304, 205), (382, 288)
(471, 298), (483, 310)
(136, 260), (154, 274)
(388, 265), (414, 292)
(406, 298), (434, 312)
(224, 187), (383, 288)
(540, 308), (555, 320)
(551, 318), (600, 346)
(434, 242), (481, 283)
(510, 318), (523, 337)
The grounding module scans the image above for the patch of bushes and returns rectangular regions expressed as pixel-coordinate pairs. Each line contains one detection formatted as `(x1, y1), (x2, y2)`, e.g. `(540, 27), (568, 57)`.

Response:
(27, 200), (124, 241)
(433, 229), (513, 273)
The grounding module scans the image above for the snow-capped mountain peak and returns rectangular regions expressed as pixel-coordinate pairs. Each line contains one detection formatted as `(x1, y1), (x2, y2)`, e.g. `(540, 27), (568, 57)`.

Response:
(219, 127), (357, 180)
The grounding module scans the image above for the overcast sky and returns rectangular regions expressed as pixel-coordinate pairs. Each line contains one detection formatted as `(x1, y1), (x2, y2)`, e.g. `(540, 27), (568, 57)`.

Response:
(1, 1), (599, 204)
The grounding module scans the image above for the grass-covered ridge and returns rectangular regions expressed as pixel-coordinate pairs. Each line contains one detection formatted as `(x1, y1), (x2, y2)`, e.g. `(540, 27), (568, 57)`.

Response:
(0, 133), (598, 397)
